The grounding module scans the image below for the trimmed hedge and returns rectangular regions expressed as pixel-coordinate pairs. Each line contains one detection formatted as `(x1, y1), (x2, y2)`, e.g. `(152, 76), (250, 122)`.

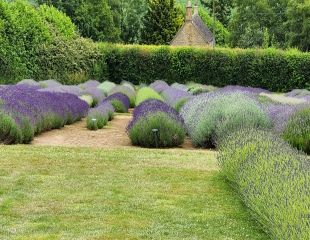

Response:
(102, 44), (310, 92)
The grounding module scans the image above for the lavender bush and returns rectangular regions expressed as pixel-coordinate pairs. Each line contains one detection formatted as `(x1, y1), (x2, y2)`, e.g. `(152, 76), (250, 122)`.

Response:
(102, 93), (130, 113)
(121, 80), (135, 91)
(97, 81), (116, 95)
(217, 85), (269, 95)
(17, 79), (40, 87)
(161, 87), (192, 111)
(149, 80), (169, 93)
(108, 85), (136, 107)
(39, 85), (83, 96)
(39, 79), (62, 88)
(265, 104), (299, 133)
(218, 129), (310, 240)
(181, 92), (271, 148)
(171, 83), (188, 92)
(127, 99), (185, 148)
(81, 87), (106, 106)
(283, 106), (310, 153)
(0, 85), (89, 144)
(87, 101), (115, 130)
(135, 87), (164, 106)
(79, 80), (101, 89)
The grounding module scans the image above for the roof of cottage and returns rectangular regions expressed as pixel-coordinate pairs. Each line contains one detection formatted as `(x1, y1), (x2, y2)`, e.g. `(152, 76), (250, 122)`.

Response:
(192, 13), (214, 43)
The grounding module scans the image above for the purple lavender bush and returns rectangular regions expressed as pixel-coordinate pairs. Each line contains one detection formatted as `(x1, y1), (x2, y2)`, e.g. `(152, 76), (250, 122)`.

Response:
(283, 105), (310, 153)
(79, 80), (101, 89)
(171, 83), (188, 92)
(81, 87), (106, 106)
(101, 93), (130, 113)
(149, 80), (169, 93)
(87, 101), (115, 130)
(265, 104), (300, 133)
(108, 85), (136, 107)
(17, 79), (40, 87)
(39, 79), (62, 88)
(127, 99), (185, 148)
(217, 85), (269, 95)
(39, 85), (83, 96)
(0, 85), (89, 144)
(161, 87), (192, 111)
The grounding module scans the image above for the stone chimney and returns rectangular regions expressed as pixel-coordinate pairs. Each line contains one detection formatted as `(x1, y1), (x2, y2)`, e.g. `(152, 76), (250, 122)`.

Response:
(194, 3), (199, 15)
(186, 0), (192, 21)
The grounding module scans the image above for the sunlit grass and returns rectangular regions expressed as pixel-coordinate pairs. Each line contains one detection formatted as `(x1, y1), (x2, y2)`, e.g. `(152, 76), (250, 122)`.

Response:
(0, 146), (268, 239)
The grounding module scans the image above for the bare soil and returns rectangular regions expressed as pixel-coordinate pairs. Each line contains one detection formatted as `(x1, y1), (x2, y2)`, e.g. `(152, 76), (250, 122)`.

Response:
(32, 114), (196, 149)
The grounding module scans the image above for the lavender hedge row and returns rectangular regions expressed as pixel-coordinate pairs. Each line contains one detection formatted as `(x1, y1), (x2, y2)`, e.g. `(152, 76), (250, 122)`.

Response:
(127, 100), (185, 148)
(0, 85), (89, 144)
(218, 129), (310, 240)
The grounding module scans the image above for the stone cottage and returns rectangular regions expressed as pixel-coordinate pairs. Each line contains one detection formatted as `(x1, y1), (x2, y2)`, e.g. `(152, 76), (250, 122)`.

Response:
(170, 1), (215, 47)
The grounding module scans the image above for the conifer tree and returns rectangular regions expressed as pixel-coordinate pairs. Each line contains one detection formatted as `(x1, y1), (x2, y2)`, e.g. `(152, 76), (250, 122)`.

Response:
(141, 0), (183, 45)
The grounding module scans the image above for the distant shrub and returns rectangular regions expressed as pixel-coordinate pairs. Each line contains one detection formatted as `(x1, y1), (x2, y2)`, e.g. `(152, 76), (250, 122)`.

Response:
(149, 80), (169, 93)
(127, 100), (185, 148)
(97, 81), (116, 95)
(103, 93), (130, 113)
(79, 80), (100, 89)
(17, 79), (40, 87)
(218, 129), (310, 240)
(121, 80), (135, 91)
(181, 92), (271, 148)
(283, 106), (310, 153)
(109, 85), (136, 107)
(265, 104), (299, 133)
(161, 87), (192, 111)
(135, 87), (164, 106)
(171, 83), (188, 92)
(81, 87), (105, 106)
(187, 83), (217, 95)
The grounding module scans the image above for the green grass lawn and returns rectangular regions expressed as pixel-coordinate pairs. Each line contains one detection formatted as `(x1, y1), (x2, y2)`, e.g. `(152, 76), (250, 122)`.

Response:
(0, 146), (269, 240)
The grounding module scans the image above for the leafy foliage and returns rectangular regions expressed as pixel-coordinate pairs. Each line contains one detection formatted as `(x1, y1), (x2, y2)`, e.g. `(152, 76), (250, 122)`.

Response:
(141, 0), (183, 44)
(103, 45), (310, 92)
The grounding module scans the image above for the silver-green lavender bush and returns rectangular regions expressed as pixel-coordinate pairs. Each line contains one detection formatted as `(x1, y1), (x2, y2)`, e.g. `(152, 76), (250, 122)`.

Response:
(218, 129), (310, 240)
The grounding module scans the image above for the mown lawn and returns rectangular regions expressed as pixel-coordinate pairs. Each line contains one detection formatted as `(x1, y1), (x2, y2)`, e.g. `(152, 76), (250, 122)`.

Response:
(0, 146), (268, 240)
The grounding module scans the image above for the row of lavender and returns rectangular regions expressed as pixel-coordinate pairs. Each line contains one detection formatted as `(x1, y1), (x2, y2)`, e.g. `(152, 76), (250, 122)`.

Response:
(128, 80), (310, 153)
(128, 81), (310, 240)
(0, 85), (89, 144)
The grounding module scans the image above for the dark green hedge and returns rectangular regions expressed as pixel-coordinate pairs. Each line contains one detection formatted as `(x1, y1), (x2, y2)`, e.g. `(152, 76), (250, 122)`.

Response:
(102, 45), (310, 92)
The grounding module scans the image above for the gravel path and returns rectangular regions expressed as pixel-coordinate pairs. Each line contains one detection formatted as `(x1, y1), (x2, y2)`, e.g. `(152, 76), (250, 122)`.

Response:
(32, 114), (195, 149)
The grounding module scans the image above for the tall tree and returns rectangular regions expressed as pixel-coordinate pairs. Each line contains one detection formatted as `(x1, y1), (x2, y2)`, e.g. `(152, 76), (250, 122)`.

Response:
(285, 0), (310, 51)
(141, 0), (183, 45)
(200, 0), (233, 27)
(108, 0), (147, 43)
(36, 0), (120, 42)
(229, 0), (287, 48)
